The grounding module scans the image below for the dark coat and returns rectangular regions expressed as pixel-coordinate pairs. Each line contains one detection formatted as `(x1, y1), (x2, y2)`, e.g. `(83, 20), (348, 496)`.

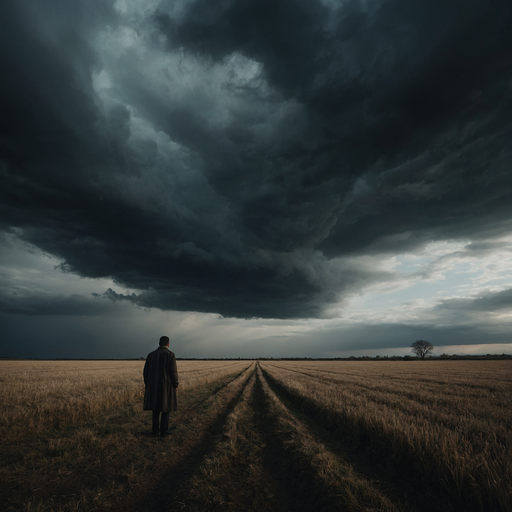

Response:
(143, 347), (179, 412)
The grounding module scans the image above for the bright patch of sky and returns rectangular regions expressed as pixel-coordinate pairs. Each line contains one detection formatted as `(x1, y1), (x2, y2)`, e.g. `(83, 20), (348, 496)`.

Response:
(3, 232), (512, 327)
(2, 232), (511, 358)
(0, 233), (138, 303)
(340, 237), (512, 324)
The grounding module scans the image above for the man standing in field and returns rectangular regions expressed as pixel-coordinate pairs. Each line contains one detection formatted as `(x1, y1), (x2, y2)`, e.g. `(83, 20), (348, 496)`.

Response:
(143, 336), (179, 438)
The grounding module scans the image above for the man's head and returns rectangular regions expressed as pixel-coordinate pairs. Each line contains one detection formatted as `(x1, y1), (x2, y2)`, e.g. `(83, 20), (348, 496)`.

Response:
(159, 336), (170, 347)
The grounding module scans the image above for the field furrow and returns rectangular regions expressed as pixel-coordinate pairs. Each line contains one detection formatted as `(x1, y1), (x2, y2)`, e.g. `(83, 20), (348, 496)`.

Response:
(169, 369), (303, 512)
(166, 366), (329, 512)
(261, 363), (511, 442)
(260, 362), (512, 512)
(256, 364), (401, 512)
(264, 362), (511, 423)
(1, 359), (510, 512)
(0, 362), (254, 511)
(127, 363), (256, 512)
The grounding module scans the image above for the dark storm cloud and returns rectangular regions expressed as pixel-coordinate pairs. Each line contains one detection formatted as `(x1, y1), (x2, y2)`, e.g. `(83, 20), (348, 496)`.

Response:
(0, 292), (110, 316)
(1, 0), (512, 319)
(436, 288), (512, 313)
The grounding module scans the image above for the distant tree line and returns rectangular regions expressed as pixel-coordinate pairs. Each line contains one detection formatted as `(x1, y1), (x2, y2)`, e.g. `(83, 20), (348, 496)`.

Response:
(147, 353), (511, 361)
(3, 354), (511, 362)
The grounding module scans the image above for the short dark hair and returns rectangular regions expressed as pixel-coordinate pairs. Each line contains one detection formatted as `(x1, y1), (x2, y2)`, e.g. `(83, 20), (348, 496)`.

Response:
(159, 336), (170, 347)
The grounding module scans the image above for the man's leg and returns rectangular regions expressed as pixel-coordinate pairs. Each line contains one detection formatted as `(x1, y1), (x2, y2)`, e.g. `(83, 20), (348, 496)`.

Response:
(160, 411), (170, 437)
(152, 410), (160, 437)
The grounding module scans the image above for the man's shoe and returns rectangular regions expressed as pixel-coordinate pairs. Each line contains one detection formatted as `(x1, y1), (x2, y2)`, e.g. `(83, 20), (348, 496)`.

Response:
(152, 431), (160, 438)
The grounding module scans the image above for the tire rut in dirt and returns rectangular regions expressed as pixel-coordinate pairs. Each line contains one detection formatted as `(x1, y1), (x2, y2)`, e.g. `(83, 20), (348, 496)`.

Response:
(261, 366), (454, 512)
(169, 372), (266, 511)
(258, 364), (413, 511)
(169, 369), (317, 512)
(129, 365), (256, 512)
(0, 365), (257, 512)
(179, 365), (253, 414)
(252, 368), (337, 512)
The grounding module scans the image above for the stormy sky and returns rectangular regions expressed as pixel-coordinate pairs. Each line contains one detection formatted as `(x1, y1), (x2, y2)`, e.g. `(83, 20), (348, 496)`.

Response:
(1, 0), (512, 358)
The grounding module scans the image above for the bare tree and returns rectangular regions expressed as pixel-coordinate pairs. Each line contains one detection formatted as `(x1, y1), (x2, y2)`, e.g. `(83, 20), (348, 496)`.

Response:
(411, 340), (433, 359)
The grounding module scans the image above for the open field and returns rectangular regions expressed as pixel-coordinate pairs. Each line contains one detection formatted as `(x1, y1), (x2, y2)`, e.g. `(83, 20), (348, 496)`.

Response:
(0, 360), (510, 511)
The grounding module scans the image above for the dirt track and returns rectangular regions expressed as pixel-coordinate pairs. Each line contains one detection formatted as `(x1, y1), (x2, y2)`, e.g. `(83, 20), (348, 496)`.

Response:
(2, 361), (510, 511)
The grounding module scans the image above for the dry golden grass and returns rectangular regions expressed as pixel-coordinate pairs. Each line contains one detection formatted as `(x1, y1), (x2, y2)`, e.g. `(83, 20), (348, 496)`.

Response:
(260, 360), (512, 512)
(0, 359), (250, 441)
(0, 360), (254, 512)
(173, 366), (400, 512)
(257, 365), (400, 512)
(1, 359), (510, 512)
(171, 371), (262, 511)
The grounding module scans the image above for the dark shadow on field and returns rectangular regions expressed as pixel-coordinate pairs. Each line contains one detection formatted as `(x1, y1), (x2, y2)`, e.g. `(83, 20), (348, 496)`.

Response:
(128, 367), (255, 512)
(260, 367), (456, 512)
(130, 366), (253, 442)
(177, 365), (254, 412)
(250, 370), (326, 512)
(136, 365), (254, 438)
